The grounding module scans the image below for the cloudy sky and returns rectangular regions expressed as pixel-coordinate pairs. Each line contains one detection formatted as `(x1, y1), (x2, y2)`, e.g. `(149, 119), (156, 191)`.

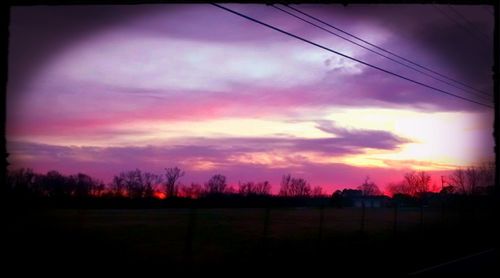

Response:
(6, 4), (495, 193)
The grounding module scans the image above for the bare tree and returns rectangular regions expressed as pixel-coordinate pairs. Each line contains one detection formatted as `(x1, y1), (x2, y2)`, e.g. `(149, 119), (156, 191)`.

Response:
(239, 181), (271, 196)
(291, 178), (311, 197)
(387, 171), (431, 197)
(387, 181), (412, 196)
(279, 174), (292, 197)
(357, 176), (381, 196)
(255, 181), (271, 196)
(164, 167), (185, 198)
(279, 174), (311, 197)
(440, 185), (455, 194)
(312, 186), (325, 197)
(466, 166), (482, 195)
(181, 183), (203, 199)
(8, 169), (102, 199)
(449, 162), (495, 195)
(477, 161), (495, 195)
(403, 172), (419, 196)
(239, 181), (256, 196)
(448, 168), (467, 194)
(415, 171), (431, 195)
(205, 174), (227, 195)
(110, 175), (126, 197)
(478, 161), (495, 187)
(123, 169), (145, 199)
(142, 172), (163, 199)
(41, 170), (71, 199)
(109, 169), (152, 198)
(225, 186), (236, 194)
(90, 181), (106, 197)
(7, 168), (38, 197)
(403, 171), (430, 196)
(72, 173), (98, 198)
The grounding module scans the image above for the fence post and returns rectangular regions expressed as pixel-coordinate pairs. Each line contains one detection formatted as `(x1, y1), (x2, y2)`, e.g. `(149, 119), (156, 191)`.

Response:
(393, 202), (398, 237)
(262, 207), (271, 256)
(360, 200), (366, 234)
(441, 198), (445, 227)
(317, 205), (325, 254)
(420, 202), (424, 234)
(419, 201), (426, 243)
(184, 206), (197, 268)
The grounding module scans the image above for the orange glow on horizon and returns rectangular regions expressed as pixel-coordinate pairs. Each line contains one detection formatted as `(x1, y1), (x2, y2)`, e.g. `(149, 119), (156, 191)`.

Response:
(154, 191), (166, 199)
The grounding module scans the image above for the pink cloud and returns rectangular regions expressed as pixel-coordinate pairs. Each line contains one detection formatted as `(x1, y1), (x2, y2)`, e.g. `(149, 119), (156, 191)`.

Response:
(6, 4), (493, 194)
(7, 141), (453, 195)
(7, 130), (425, 195)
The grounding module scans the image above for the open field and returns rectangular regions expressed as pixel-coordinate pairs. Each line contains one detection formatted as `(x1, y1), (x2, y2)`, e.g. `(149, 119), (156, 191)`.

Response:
(4, 207), (495, 275)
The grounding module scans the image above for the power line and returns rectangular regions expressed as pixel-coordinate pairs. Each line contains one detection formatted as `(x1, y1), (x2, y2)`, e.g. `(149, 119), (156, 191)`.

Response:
(286, 4), (491, 97)
(271, 4), (492, 103)
(481, 6), (494, 16)
(447, 5), (492, 41)
(212, 4), (493, 109)
(431, 5), (493, 71)
(433, 4), (491, 46)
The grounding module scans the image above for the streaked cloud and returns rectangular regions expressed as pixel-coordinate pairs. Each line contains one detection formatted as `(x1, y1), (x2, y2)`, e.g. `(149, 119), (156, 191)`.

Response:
(6, 4), (494, 192)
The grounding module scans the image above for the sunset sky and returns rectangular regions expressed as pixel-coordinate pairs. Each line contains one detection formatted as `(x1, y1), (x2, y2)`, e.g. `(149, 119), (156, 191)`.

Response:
(6, 4), (495, 193)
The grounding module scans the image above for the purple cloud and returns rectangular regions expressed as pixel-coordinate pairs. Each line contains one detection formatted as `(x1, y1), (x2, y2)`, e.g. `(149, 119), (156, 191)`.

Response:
(315, 120), (411, 149)
(7, 140), (449, 194)
(8, 4), (493, 115)
(6, 4), (493, 193)
(8, 121), (410, 180)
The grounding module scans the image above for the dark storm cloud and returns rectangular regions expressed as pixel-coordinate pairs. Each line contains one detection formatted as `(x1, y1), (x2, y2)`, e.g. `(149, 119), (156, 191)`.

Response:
(8, 4), (494, 112)
(8, 5), (161, 94)
(289, 4), (494, 107)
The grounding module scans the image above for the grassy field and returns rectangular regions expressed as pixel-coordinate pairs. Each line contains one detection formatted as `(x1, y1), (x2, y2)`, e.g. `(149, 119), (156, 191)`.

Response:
(5, 207), (494, 275)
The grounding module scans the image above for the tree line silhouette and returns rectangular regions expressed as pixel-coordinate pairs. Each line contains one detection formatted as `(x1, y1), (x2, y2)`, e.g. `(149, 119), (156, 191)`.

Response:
(4, 162), (495, 208)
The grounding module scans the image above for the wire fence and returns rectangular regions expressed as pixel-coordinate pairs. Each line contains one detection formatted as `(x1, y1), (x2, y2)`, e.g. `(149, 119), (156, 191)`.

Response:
(18, 202), (485, 267)
(5, 201), (495, 275)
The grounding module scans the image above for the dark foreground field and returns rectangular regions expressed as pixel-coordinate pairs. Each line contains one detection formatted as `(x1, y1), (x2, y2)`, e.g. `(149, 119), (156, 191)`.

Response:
(4, 207), (497, 275)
